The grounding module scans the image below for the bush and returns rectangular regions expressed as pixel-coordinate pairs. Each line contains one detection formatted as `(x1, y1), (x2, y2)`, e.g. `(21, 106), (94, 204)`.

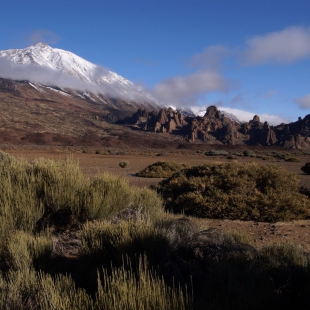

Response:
(205, 150), (229, 156)
(0, 155), (164, 232)
(301, 162), (310, 174)
(243, 150), (256, 157)
(285, 156), (301, 162)
(137, 161), (189, 178)
(155, 162), (310, 222)
(119, 160), (129, 168)
(227, 155), (237, 160)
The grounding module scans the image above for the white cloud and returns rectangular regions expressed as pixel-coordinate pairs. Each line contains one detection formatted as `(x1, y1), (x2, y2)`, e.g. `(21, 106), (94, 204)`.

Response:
(153, 70), (228, 107)
(242, 26), (310, 65)
(190, 45), (229, 70)
(28, 29), (60, 46)
(0, 58), (147, 100)
(294, 93), (310, 109)
(218, 107), (289, 126)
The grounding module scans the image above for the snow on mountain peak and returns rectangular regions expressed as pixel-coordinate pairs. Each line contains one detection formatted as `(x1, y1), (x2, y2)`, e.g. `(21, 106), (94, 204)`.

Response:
(0, 43), (159, 104)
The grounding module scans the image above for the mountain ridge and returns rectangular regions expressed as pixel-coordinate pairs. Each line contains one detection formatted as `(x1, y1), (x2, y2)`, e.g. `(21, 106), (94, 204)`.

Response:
(122, 105), (310, 149)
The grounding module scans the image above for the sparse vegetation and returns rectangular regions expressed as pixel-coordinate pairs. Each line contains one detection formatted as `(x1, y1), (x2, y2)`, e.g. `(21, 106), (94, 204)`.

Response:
(155, 162), (310, 222)
(137, 161), (189, 178)
(1, 152), (310, 309)
(205, 150), (229, 156)
(243, 149), (256, 157)
(285, 156), (301, 162)
(301, 162), (310, 174)
(227, 155), (237, 160)
(119, 160), (129, 168)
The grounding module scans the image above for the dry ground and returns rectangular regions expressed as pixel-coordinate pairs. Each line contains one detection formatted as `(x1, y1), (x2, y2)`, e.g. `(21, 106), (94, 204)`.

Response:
(5, 147), (310, 252)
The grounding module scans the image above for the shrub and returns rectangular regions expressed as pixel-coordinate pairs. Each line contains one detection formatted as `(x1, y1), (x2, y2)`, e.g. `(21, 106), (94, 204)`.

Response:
(137, 161), (189, 178)
(119, 160), (129, 168)
(155, 162), (310, 222)
(243, 150), (256, 157)
(205, 150), (229, 156)
(227, 155), (237, 160)
(0, 156), (163, 231)
(301, 162), (310, 174)
(285, 156), (301, 162)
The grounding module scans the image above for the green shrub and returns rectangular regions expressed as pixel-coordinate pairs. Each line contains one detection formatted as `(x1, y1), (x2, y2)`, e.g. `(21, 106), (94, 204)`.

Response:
(301, 162), (310, 174)
(137, 161), (189, 178)
(243, 150), (256, 157)
(0, 156), (163, 231)
(260, 242), (308, 269)
(205, 150), (229, 156)
(285, 156), (301, 162)
(155, 162), (310, 222)
(227, 155), (237, 160)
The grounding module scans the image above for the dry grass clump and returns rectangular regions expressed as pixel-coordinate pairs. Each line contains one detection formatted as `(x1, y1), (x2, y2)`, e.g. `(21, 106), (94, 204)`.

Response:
(0, 153), (164, 231)
(137, 161), (189, 178)
(155, 162), (310, 222)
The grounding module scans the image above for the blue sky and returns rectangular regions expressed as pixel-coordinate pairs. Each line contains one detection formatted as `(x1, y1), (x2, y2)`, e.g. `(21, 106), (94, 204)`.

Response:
(1, 0), (310, 124)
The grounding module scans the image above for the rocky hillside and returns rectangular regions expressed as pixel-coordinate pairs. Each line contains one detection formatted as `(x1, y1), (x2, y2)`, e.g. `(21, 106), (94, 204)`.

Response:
(124, 105), (310, 149)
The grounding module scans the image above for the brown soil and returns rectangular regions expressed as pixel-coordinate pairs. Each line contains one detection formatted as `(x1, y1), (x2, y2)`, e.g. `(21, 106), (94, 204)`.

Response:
(5, 147), (310, 252)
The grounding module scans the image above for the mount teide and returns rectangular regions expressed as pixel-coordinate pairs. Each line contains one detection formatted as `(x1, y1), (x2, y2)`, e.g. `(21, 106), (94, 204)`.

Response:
(0, 42), (161, 112)
(1, 43), (310, 150)
(0, 43), (170, 147)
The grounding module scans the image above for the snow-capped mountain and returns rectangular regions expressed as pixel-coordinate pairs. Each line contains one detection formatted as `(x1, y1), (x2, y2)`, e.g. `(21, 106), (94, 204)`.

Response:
(0, 42), (159, 105)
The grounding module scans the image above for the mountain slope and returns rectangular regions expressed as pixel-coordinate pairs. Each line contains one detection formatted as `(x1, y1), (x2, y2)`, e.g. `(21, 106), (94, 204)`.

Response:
(0, 78), (182, 148)
(0, 42), (159, 106)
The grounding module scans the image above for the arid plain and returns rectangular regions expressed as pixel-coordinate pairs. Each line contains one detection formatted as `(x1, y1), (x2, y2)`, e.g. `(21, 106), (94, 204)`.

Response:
(6, 146), (310, 252)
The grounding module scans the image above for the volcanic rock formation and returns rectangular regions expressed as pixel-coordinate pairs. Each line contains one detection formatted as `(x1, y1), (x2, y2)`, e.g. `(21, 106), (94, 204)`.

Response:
(124, 105), (310, 149)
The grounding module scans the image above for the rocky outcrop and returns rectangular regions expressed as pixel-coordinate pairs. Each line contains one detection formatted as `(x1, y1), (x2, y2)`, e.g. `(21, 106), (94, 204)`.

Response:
(124, 105), (310, 149)
(0, 78), (20, 96)
(123, 107), (187, 134)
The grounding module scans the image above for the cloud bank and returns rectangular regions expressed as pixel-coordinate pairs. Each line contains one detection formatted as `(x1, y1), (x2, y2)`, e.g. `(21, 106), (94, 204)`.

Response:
(242, 26), (310, 65)
(191, 106), (289, 126)
(152, 70), (228, 107)
(295, 94), (310, 109)
(218, 107), (290, 126)
(0, 58), (147, 101)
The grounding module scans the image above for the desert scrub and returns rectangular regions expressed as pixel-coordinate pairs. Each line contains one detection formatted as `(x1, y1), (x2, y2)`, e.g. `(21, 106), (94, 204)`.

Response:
(285, 156), (301, 162)
(119, 160), (129, 168)
(97, 255), (192, 310)
(137, 161), (189, 178)
(301, 162), (310, 174)
(0, 154), (164, 231)
(81, 219), (171, 267)
(155, 162), (310, 222)
(205, 150), (229, 156)
(243, 149), (256, 157)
